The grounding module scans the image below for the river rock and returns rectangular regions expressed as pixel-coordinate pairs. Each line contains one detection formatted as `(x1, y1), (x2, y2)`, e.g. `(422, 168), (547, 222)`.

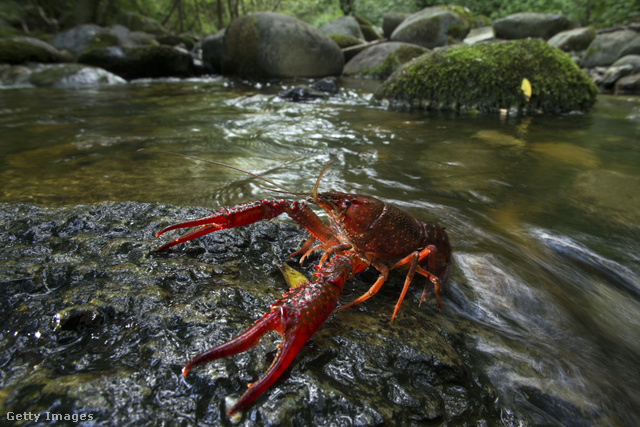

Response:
(383, 12), (409, 38)
(611, 54), (640, 73)
(463, 26), (496, 45)
(319, 16), (364, 41)
(0, 63), (125, 88)
(50, 24), (107, 57)
(493, 12), (572, 40)
(615, 73), (640, 94)
(223, 12), (343, 79)
(343, 42), (428, 79)
(0, 36), (71, 65)
(547, 27), (596, 51)
(355, 16), (382, 41)
(390, 6), (472, 49)
(201, 30), (232, 74)
(77, 45), (193, 80)
(374, 39), (598, 114)
(599, 64), (634, 88)
(0, 201), (503, 425)
(581, 29), (640, 68)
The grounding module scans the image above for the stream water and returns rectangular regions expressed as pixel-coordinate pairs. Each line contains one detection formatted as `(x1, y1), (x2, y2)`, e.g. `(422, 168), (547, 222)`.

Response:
(1, 78), (639, 425)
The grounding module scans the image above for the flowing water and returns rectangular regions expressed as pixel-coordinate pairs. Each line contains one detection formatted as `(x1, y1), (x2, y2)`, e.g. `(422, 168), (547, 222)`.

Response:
(1, 78), (639, 425)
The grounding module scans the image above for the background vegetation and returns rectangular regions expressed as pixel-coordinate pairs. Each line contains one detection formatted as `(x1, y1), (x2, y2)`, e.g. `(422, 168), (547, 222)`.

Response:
(1, 0), (638, 36)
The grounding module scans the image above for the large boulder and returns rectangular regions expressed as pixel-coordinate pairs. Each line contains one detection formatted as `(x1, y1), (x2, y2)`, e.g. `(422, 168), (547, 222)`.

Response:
(343, 42), (428, 79)
(319, 16), (364, 41)
(547, 27), (596, 52)
(77, 45), (193, 80)
(0, 36), (71, 64)
(0, 63), (125, 88)
(223, 12), (343, 79)
(581, 29), (640, 68)
(390, 6), (472, 49)
(374, 39), (598, 114)
(493, 12), (572, 40)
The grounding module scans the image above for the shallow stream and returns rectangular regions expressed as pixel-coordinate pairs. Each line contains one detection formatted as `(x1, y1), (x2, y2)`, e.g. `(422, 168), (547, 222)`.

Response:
(1, 78), (639, 425)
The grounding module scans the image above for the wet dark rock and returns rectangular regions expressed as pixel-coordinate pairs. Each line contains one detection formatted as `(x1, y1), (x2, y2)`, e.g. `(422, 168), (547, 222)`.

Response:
(201, 30), (232, 74)
(0, 201), (504, 425)
(278, 77), (339, 102)
(77, 45), (194, 80)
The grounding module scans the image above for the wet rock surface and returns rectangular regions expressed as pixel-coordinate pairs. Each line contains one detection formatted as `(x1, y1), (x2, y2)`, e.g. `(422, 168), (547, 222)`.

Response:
(0, 202), (503, 425)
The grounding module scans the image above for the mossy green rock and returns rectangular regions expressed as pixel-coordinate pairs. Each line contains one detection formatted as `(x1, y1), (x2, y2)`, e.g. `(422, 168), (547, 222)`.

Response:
(374, 39), (598, 114)
(329, 33), (362, 49)
(390, 6), (472, 49)
(0, 36), (70, 64)
(225, 12), (344, 79)
(343, 42), (428, 79)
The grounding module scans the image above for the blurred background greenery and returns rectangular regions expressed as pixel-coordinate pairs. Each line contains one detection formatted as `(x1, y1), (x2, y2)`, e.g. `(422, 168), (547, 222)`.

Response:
(2, 0), (638, 37)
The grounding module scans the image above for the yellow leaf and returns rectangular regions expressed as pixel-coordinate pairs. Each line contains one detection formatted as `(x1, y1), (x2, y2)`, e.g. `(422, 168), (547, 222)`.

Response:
(521, 78), (532, 102)
(278, 264), (310, 289)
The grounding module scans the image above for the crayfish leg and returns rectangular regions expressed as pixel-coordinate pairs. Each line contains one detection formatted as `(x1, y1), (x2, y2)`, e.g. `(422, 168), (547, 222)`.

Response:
(338, 264), (388, 312)
(416, 266), (443, 310)
(390, 252), (420, 323)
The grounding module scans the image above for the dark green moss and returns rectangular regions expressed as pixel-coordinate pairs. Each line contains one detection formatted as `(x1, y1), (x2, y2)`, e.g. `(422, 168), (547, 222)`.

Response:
(329, 33), (361, 48)
(374, 39), (598, 114)
(355, 15), (381, 41)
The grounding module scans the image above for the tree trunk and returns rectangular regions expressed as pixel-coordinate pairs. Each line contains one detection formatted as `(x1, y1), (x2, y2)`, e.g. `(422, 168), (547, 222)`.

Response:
(74, 0), (101, 25)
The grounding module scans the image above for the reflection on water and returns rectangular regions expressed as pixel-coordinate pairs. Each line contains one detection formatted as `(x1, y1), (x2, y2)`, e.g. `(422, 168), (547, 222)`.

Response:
(1, 79), (639, 425)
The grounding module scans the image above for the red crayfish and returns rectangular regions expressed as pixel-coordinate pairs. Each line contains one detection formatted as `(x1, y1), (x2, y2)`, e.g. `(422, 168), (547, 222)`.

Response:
(154, 156), (451, 415)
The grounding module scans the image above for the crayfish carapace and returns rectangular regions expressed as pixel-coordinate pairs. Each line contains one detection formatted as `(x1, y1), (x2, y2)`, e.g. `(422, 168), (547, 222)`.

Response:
(153, 154), (451, 415)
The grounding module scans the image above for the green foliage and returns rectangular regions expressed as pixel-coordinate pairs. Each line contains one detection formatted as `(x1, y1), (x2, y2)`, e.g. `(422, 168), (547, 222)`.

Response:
(1, 0), (637, 36)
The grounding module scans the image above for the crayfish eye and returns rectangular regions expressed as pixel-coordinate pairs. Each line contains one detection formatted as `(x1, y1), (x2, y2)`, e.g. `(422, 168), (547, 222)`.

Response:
(341, 199), (351, 209)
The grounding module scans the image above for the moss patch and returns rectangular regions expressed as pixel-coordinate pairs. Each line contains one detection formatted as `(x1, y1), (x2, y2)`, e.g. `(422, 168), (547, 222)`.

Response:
(329, 33), (361, 48)
(374, 39), (598, 114)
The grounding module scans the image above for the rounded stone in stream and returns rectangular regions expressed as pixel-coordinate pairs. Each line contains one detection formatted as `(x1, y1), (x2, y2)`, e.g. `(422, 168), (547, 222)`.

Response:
(0, 201), (501, 424)
(223, 12), (344, 79)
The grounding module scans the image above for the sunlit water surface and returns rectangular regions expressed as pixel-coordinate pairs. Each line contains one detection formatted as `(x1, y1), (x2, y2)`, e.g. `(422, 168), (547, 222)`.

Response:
(1, 78), (639, 425)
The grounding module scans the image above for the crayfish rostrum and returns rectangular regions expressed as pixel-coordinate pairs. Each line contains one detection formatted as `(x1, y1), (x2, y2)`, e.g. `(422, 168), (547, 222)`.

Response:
(153, 155), (451, 415)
